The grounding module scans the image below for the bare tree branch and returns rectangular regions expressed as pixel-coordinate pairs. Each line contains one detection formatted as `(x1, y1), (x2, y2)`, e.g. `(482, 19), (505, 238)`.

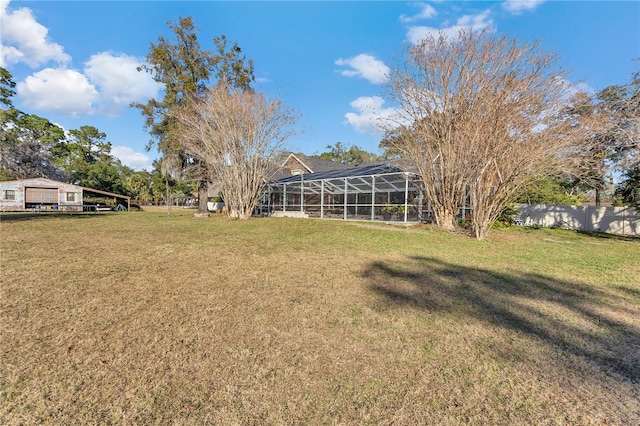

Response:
(383, 29), (604, 239)
(174, 83), (296, 219)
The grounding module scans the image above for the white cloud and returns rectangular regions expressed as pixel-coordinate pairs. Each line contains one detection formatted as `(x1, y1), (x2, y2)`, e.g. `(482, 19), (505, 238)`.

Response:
(111, 146), (152, 171)
(502, 0), (545, 14)
(554, 78), (595, 105)
(14, 52), (160, 118)
(344, 96), (400, 134)
(84, 52), (161, 114)
(400, 3), (437, 23)
(335, 54), (390, 85)
(1, 45), (23, 67)
(406, 10), (494, 45)
(566, 80), (595, 97)
(17, 68), (99, 117)
(0, 0), (70, 68)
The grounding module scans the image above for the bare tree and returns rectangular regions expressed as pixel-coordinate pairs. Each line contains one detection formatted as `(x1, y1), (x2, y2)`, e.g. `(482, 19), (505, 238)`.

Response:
(577, 65), (640, 205)
(135, 17), (254, 218)
(174, 83), (296, 219)
(597, 65), (640, 170)
(383, 29), (600, 239)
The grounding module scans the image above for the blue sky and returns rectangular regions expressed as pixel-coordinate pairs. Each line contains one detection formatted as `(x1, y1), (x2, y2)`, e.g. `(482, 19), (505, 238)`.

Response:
(1, 0), (639, 170)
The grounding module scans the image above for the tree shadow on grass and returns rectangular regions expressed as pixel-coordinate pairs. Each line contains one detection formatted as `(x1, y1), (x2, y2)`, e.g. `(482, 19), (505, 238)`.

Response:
(576, 230), (640, 242)
(0, 212), (108, 223)
(363, 256), (640, 383)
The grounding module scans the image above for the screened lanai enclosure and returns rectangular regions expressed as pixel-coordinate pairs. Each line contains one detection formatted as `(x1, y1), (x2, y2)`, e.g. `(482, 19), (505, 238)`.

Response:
(258, 163), (429, 223)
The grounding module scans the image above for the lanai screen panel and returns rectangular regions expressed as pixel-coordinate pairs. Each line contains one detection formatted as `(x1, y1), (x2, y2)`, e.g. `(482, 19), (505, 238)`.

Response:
(265, 164), (423, 222)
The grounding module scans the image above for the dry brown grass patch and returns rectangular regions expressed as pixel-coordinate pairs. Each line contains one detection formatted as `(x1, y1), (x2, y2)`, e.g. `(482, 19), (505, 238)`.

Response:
(1, 211), (639, 424)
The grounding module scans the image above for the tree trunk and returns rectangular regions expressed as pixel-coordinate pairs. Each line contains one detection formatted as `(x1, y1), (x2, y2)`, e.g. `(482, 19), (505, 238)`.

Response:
(434, 207), (456, 232)
(471, 219), (490, 241)
(165, 178), (172, 216)
(194, 179), (210, 218)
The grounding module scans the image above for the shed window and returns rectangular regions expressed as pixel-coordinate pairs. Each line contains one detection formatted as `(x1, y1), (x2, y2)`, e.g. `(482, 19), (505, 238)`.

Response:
(291, 169), (304, 175)
(2, 190), (16, 200)
(66, 192), (77, 202)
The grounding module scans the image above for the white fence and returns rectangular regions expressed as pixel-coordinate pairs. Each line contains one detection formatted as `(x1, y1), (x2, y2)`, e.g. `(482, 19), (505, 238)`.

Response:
(515, 204), (640, 236)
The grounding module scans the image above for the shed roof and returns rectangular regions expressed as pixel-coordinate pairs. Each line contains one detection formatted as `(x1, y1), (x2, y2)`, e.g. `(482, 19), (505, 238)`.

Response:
(1, 177), (83, 188)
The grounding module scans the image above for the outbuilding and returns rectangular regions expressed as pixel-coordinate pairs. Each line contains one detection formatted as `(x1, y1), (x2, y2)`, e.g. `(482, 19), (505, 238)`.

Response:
(0, 178), (130, 212)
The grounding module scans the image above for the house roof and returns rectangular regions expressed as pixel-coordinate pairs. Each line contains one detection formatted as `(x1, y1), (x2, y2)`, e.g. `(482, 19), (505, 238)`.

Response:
(386, 158), (420, 175)
(289, 153), (352, 173)
(268, 152), (370, 181)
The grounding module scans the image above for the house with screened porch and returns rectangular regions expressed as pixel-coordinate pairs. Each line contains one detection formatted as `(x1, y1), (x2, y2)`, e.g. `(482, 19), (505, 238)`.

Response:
(259, 158), (430, 223)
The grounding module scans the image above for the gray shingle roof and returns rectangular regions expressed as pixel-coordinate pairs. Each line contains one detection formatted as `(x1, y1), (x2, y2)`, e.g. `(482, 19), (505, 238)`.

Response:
(294, 154), (352, 173)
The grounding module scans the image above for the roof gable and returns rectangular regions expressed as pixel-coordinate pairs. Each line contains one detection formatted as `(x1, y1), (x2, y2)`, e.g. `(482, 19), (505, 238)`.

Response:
(282, 153), (314, 174)
(281, 153), (352, 174)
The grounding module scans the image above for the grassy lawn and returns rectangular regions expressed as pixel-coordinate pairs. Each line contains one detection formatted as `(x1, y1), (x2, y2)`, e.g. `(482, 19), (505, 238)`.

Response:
(1, 208), (639, 424)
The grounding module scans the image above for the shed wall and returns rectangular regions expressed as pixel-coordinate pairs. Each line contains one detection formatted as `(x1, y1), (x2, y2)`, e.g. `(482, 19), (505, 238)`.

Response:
(0, 181), (24, 211)
(0, 179), (83, 211)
